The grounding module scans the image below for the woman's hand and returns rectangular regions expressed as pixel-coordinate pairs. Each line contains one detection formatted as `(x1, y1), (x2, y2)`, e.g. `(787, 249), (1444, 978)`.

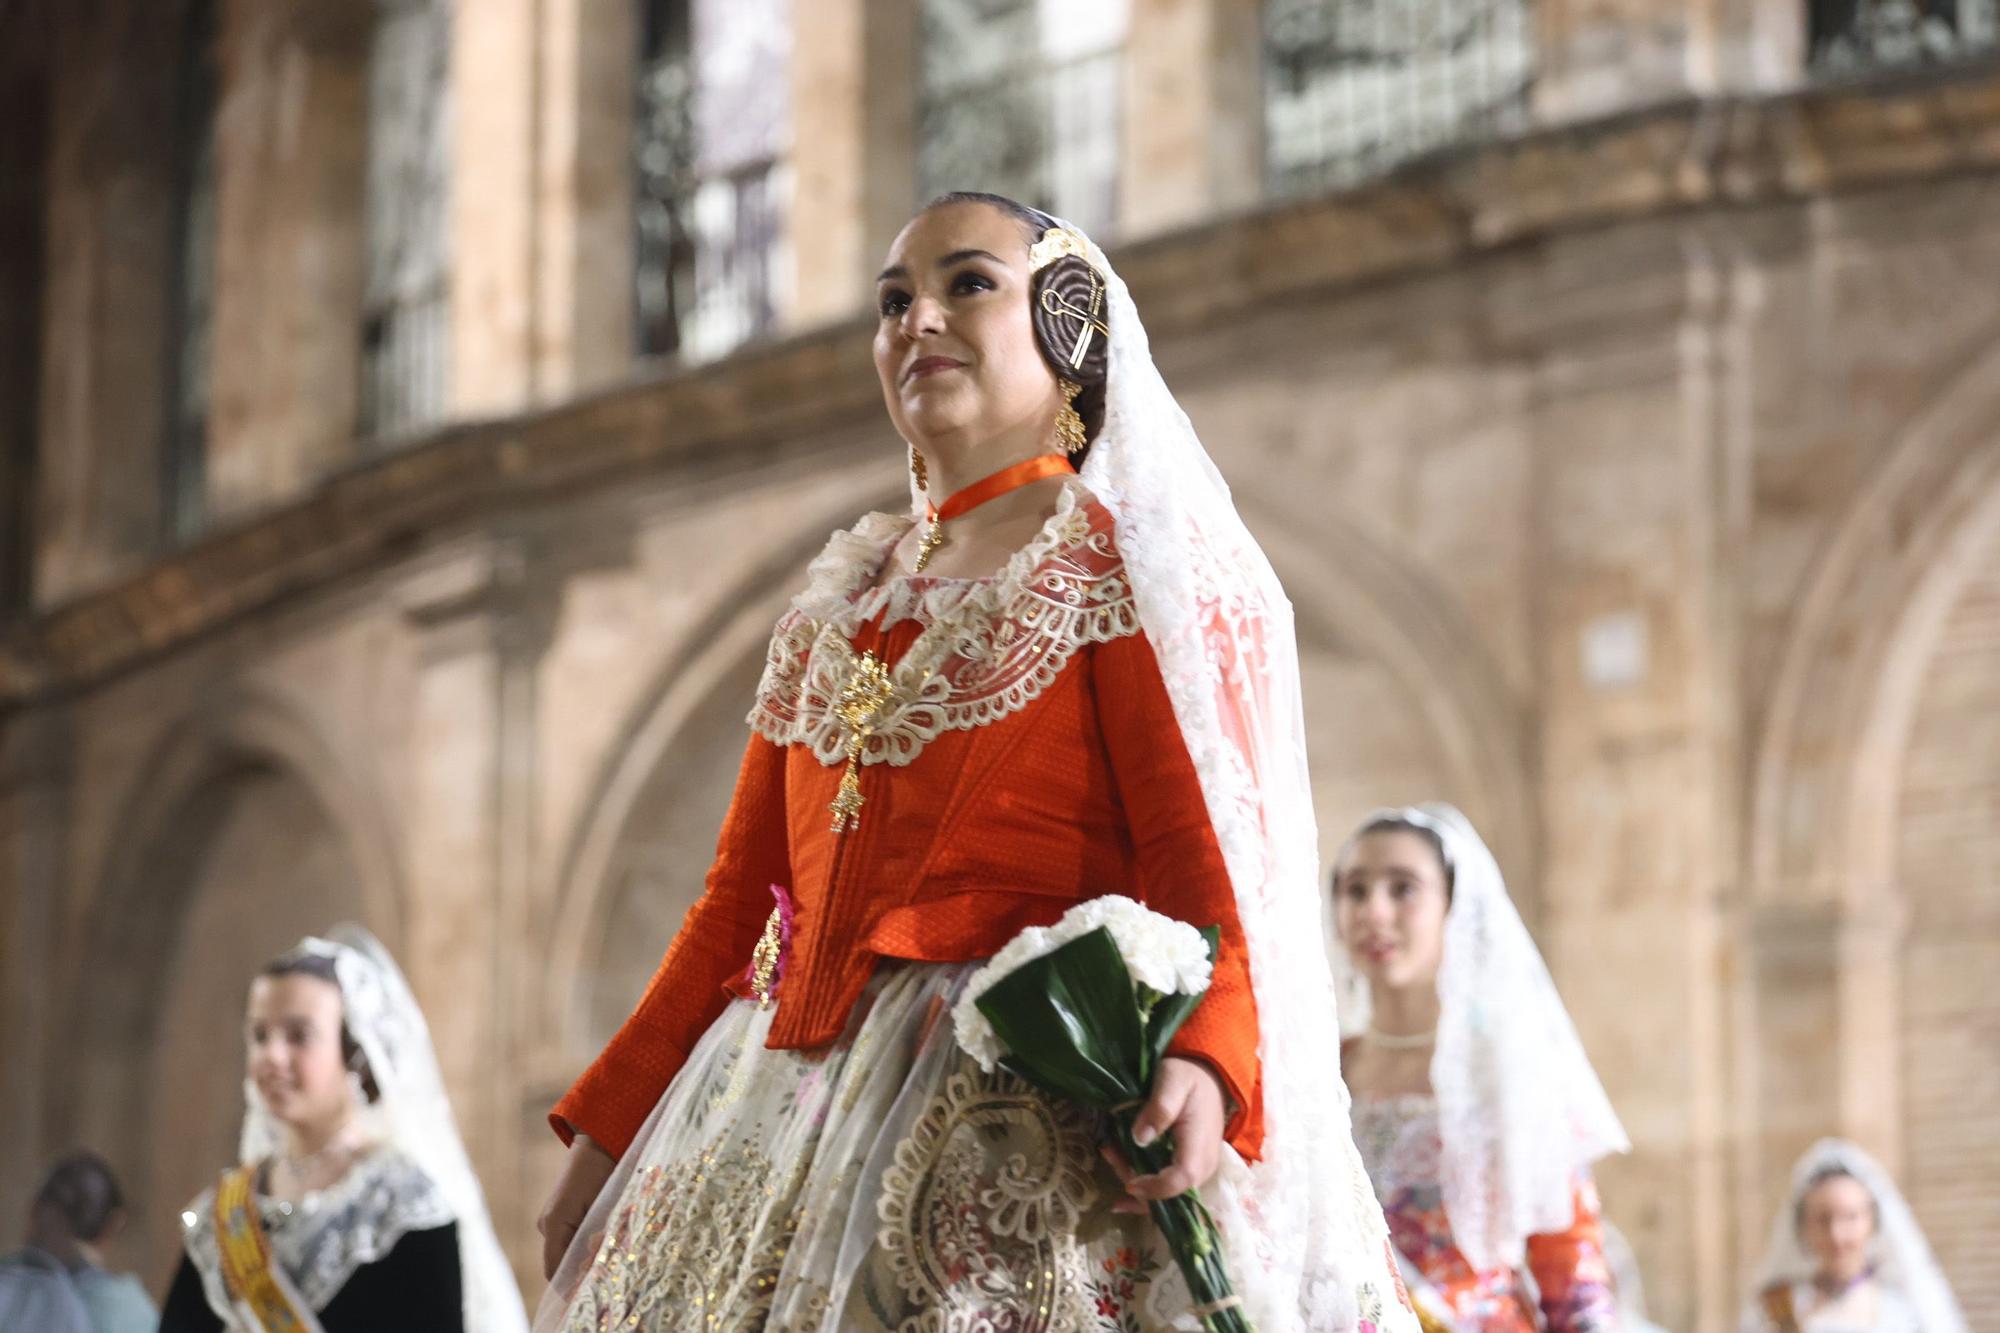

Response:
(537, 1133), (616, 1280)
(1101, 1056), (1226, 1214)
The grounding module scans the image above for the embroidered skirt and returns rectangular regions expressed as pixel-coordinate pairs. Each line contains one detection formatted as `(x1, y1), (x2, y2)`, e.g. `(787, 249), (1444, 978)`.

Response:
(534, 961), (1261, 1333)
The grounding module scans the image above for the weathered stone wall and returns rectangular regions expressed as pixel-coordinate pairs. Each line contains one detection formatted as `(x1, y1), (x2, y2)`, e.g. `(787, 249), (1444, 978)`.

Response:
(4, 2), (2000, 1324)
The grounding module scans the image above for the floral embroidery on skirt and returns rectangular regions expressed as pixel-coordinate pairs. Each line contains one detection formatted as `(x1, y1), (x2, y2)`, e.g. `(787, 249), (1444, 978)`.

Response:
(538, 963), (1211, 1333)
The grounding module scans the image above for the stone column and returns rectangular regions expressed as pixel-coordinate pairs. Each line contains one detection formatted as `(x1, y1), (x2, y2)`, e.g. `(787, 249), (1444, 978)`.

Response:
(532, 0), (638, 398)
(1119, 0), (1265, 239)
(0, 710), (73, 1228)
(32, 3), (184, 603)
(0, 42), (47, 615)
(203, 0), (372, 522)
(789, 0), (920, 328)
(448, 0), (539, 415)
(1512, 233), (1746, 1333)
(1745, 896), (1907, 1182)
(398, 534), (554, 1288)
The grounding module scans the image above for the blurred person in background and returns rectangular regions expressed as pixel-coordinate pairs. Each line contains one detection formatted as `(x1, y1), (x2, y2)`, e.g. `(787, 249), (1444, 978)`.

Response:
(1332, 803), (1630, 1331)
(158, 926), (526, 1333)
(0, 1151), (156, 1333)
(1744, 1138), (1966, 1333)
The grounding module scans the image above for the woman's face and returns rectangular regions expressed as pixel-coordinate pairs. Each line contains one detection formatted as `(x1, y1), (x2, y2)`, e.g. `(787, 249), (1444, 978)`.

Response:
(1334, 829), (1451, 993)
(872, 202), (1060, 455)
(246, 973), (354, 1132)
(1799, 1173), (1876, 1286)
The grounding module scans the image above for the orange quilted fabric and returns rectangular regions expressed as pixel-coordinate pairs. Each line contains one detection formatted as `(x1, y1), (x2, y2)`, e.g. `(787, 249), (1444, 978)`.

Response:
(553, 586), (1264, 1163)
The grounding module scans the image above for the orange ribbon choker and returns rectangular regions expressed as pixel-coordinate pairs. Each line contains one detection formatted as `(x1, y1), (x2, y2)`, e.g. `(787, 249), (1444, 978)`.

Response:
(913, 453), (1075, 574)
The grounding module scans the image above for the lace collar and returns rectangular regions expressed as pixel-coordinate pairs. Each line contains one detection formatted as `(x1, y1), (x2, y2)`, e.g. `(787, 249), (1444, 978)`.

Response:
(791, 478), (1097, 634)
(181, 1144), (455, 1321)
(750, 479), (1140, 768)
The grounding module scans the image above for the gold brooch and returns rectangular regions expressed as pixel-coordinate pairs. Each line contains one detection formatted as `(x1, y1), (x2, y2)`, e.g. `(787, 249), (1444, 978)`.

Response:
(829, 651), (896, 832)
(1028, 225), (1093, 274)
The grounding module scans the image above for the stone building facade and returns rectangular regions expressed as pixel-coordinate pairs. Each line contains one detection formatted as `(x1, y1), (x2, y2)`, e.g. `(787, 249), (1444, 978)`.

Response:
(2, 2), (1998, 1328)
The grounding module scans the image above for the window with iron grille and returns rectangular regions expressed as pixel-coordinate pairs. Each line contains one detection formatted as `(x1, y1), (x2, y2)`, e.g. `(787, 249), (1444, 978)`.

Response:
(917, 0), (1127, 240)
(360, 0), (451, 441)
(633, 0), (790, 364)
(1263, 0), (1534, 199)
(1808, 0), (1999, 71)
(165, 0), (220, 540)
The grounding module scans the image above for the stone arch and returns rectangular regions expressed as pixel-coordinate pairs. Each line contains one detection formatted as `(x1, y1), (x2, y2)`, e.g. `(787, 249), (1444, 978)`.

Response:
(539, 475), (909, 1060)
(1742, 334), (2000, 1262)
(65, 684), (405, 1282)
(1890, 517), (2000, 1327)
(1751, 406), (2000, 908)
(1238, 487), (1534, 895)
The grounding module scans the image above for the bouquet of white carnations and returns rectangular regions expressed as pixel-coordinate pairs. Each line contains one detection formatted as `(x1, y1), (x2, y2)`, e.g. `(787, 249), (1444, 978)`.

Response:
(952, 895), (1252, 1333)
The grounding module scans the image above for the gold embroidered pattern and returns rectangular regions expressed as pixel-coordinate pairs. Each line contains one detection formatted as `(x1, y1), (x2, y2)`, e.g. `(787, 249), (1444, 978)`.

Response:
(749, 490), (1140, 774)
(749, 907), (784, 1006)
(561, 1140), (800, 1333)
(872, 1066), (1101, 1332)
(213, 1166), (312, 1333)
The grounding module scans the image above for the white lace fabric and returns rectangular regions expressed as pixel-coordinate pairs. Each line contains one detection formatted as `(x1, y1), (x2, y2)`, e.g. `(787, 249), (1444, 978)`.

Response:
(1333, 803), (1630, 1273)
(971, 223), (1414, 1330)
(182, 1143), (453, 1319)
(231, 926), (529, 1333)
(1349, 1094), (1447, 1209)
(1748, 1138), (1967, 1333)
(748, 483), (1141, 767)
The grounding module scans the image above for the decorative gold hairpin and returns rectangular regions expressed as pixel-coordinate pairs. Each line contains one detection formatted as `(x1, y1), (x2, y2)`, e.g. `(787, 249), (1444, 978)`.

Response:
(1042, 275), (1109, 368)
(1028, 225), (1092, 273)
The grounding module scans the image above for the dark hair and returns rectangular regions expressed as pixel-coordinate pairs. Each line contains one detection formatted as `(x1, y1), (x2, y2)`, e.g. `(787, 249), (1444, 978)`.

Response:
(1337, 816), (1456, 900)
(33, 1152), (125, 1243)
(259, 950), (380, 1102)
(921, 191), (1109, 464)
(1795, 1164), (1878, 1233)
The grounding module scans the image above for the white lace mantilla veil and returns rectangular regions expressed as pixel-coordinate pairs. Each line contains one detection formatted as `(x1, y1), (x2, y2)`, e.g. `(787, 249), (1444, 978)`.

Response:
(905, 219), (1413, 1329)
(239, 926), (530, 1333)
(1331, 803), (1629, 1273)
(1749, 1138), (1968, 1333)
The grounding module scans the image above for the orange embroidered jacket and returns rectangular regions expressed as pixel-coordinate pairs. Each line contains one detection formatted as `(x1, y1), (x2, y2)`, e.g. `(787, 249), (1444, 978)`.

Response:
(552, 490), (1265, 1161)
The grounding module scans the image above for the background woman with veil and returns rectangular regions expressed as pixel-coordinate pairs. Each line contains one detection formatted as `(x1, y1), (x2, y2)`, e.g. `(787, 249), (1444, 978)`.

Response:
(1744, 1138), (1968, 1333)
(531, 193), (1420, 1330)
(1331, 804), (1628, 1331)
(158, 924), (527, 1333)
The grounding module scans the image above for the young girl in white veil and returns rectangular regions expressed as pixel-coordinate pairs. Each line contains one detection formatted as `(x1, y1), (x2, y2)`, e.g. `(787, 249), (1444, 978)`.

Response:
(1332, 803), (1628, 1331)
(1744, 1138), (1967, 1333)
(160, 924), (527, 1333)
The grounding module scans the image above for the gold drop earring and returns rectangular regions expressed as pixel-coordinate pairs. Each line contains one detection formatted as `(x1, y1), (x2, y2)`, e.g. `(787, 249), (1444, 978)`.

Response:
(1054, 380), (1087, 455)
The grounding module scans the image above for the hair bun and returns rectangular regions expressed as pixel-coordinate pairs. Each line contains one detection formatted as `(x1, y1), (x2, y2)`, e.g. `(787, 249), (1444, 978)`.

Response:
(1031, 255), (1110, 388)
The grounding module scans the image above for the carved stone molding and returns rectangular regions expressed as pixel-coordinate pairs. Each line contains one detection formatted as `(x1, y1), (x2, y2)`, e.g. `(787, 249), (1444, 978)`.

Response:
(8, 71), (2000, 707)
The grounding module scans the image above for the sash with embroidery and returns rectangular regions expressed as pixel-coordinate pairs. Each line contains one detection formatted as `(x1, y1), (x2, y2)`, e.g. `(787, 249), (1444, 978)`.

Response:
(1759, 1283), (1802, 1333)
(212, 1167), (327, 1333)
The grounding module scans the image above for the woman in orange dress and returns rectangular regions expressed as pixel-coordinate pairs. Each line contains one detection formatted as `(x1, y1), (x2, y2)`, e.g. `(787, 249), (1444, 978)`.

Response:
(531, 194), (1418, 1332)
(1333, 805), (1626, 1331)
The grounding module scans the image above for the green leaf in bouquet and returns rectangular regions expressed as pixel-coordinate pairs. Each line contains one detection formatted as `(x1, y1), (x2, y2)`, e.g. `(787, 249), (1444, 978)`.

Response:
(974, 927), (1147, 1106)
(1144, 925), (1220, 1069)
